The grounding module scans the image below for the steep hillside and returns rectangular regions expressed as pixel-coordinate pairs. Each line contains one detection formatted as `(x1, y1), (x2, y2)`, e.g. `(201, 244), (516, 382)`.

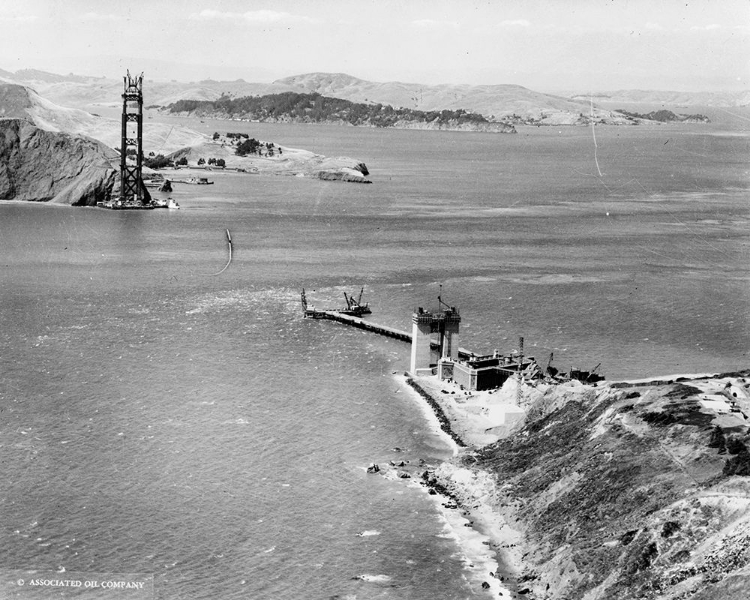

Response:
(465, 373), (750, 600)
(0, 83), (36, 119)
(0, 119), (118, 205)
(0, 82), (205, 154)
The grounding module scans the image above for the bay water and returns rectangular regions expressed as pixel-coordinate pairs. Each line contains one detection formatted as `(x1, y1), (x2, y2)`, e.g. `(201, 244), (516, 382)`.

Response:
(1, 117), (748, 599)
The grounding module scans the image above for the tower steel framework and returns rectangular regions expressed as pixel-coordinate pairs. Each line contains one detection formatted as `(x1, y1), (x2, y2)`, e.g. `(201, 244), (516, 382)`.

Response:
(120, 71), (145, 205)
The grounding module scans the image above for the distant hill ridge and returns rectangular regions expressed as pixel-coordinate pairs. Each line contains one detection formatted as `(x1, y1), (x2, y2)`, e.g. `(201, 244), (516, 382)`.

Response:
(2, 68), (745, 124)
(271, 72), (620, 124)
(12, 69), (98, 84)
(572, 89), (750, 107)
(0, 69), (750, 124)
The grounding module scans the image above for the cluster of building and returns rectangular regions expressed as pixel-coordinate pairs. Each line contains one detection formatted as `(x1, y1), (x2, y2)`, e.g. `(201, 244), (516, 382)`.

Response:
(410, 302), (532, 391)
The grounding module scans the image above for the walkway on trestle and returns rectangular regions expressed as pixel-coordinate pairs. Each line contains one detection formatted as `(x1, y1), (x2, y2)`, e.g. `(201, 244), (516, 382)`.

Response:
(308, 310), (461, 353)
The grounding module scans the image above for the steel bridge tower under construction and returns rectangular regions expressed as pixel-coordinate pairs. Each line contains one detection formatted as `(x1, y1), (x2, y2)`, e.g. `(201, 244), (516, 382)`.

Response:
(119, 71), (145, 205)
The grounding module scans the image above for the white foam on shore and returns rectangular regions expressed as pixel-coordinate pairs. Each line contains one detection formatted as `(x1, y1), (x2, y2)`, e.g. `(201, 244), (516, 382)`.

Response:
(428, 487), (512, 597)
(401, 466), (515, 597)
(392, 374), (514, 596)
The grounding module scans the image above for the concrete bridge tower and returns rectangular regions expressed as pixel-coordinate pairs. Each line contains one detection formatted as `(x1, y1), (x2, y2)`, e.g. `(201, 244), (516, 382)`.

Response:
(440, 308), (461, 361)
(410, 309), (435, 376)
(410, 303), (461, 376)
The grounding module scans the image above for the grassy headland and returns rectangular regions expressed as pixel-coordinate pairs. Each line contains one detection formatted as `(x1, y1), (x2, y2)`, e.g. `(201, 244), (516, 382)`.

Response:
(404, 370), (750, 600)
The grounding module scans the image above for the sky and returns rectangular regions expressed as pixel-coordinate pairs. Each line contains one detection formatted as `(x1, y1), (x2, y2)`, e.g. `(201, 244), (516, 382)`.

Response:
(0, 0), (748, 92)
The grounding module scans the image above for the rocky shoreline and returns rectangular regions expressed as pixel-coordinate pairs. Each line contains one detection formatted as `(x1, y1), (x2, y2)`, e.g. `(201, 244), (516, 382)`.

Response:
(405, 377), (467, 448)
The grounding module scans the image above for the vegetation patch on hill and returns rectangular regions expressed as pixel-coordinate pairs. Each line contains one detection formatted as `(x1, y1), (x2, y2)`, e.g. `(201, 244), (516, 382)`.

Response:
(167, 92), (516, 132)
(616, 109), (710, 123)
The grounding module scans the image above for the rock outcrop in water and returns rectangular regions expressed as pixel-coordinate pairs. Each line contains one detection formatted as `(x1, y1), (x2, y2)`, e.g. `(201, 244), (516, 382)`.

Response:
(0, 118), (118, 205)
(465, 372), (750, 600)
(318, 161), (371, 183)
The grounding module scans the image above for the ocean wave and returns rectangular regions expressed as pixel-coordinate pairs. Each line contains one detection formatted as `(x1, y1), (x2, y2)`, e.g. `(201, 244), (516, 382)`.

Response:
(184, 288), (300, 315)
(355, 530), (381, 537)
(353, 574), (392, 583)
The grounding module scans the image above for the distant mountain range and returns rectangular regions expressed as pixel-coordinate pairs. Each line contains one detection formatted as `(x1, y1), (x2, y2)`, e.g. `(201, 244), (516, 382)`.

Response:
(268, 73), (612, 124)
(572, 89), (750, 107)
(2, 68), (744, 127)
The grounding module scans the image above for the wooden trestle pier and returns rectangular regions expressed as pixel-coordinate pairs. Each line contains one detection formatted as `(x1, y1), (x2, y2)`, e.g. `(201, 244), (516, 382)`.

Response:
(306, 309), (448, 352)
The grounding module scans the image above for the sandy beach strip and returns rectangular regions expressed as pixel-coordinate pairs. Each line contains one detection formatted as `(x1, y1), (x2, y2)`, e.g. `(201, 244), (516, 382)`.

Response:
(395, 373), (528, 597)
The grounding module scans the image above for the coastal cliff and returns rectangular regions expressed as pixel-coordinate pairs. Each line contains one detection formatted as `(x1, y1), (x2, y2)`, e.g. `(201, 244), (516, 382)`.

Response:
(418, 372), (750, 600)
(0, 119), (118, 205)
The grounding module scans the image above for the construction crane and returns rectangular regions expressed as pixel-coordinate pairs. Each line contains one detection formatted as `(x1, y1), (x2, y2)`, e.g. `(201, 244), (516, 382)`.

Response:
(343, 287), (371, 316)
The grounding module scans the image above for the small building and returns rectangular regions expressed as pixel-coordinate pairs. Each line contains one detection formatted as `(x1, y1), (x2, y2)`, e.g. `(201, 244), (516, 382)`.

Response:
(449, 353), (525, 391)
(409, 303), (531, 391)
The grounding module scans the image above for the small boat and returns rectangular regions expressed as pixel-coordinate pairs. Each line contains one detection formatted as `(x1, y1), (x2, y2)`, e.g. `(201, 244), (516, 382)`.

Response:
(174, 177), (214, 185)
(152, 198), (180, 209)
